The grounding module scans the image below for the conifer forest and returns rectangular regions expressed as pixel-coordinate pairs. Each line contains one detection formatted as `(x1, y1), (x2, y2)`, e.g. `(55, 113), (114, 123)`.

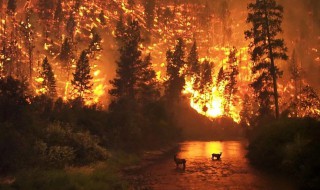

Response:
(0, 0), (319, 189)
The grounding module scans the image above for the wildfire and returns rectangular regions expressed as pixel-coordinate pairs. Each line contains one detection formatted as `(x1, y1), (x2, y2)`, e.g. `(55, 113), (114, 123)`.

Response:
(1, 0), (317, 122)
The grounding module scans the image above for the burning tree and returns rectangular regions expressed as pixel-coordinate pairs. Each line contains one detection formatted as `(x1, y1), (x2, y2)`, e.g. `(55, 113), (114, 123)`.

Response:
(71, 50), (93, 102)
(199, 59), (213, 113)
(20, 8), (35, 81)
(245, 0), (288, 119)
(299, 85), (320, 118)
(288, 50), (301, 117)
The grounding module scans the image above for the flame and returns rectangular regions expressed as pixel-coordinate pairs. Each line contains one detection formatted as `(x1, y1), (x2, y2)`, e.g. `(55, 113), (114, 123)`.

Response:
(184, 77), (241, 123)
(3, 0), (317, 122)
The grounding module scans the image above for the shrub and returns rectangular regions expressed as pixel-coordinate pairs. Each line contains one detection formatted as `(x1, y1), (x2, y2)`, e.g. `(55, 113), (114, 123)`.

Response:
(47, 146), (75, 168)
(247, 117), (320, 189)
(38, 122), (108, 168)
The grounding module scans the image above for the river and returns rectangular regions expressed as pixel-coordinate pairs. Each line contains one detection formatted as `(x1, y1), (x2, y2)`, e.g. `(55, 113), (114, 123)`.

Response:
(132, 141), (296, 190)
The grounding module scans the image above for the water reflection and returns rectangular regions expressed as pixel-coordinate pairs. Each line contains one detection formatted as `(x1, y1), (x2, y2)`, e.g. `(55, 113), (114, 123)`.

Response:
(178, 141), (246, 165)
(141, 141), (296, 190)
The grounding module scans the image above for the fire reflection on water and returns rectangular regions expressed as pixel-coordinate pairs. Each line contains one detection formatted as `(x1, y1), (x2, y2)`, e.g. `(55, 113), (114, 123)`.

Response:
(178, 141), (243, 161)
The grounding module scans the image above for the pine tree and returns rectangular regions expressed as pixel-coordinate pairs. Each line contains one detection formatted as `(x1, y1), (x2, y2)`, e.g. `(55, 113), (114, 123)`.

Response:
(88, 30), (102, 58)
(20, 9), (35, 81)
(37, 0), (54, 40)
(187, 41), (201, 93)
(66, 13), (76, 39)
(187, 41), (200, 78)
(37, 0), (54, 20)
(40, 57), (57, 98)
(137, 53), (160, 103)
(59, 37), (73, 72)
(74, 0), (82, 11)
(240, 94), (255, 128)
(164, 38), (185, 102)
(216, 66), (226, 91)
(288, 50), (301, 117)
(7, 0), (16, 15)
(245, 0), (288, 118)
(223, 47), (239, 115)
(128, 0), (135, 9)
(98, 10), (106, 25)
(54, 0), (63, 21)
(143, 0), (156, 30)
(71, 50), (93, 100)
(199, 59), (213, 113)
(109, 19), (142, 100)
(54, 0), (63, 31)
(115, 14), (125, 48)
(200, 59), (212, 93)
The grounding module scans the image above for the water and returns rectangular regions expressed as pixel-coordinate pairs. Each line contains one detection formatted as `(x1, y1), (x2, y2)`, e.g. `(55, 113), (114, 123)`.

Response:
(137, 141), (296, 190)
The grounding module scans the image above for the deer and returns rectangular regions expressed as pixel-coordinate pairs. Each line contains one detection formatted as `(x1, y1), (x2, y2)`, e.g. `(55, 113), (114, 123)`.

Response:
(174, 154), (186, 169)
(212, 152), (222, 160)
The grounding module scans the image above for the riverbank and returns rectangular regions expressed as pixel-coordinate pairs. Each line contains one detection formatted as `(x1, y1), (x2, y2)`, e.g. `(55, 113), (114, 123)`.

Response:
(0, 143), (179, 190)
(122, 143), (179, 189)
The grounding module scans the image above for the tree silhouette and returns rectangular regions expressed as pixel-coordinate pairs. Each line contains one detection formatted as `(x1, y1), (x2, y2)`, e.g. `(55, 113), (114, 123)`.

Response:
(128, 0), (135, 9)
(98, 10), (106, 26)
(216, 66), (226, 92)
(20, 9), (35, 81)
(223, 47), (239, 115)
(187, 41), (201, 90)
(0, 76), (28, 122)
(54, 0), (63, 34)
(245, 0), (288, 118)
(7, 0), (16, 15)
(164, 38), (185, 102)
(115, 14), (125, 48)
(143, 0), (156, 30)
(66, 13), (76, 39)
(59, 37), (74, 77)
(88, 30), (102, 58)
(199, 59), (213, 113)
(109, 19), (142, 100)
(137, 53), (160, 103)
(71, 50), (93, 100)
(40, 57), (57, 98)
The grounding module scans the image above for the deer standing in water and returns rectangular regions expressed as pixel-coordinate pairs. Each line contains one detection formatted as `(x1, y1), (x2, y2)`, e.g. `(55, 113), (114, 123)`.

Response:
(174, 154), (186, 169)
(212, 152), (222, 160)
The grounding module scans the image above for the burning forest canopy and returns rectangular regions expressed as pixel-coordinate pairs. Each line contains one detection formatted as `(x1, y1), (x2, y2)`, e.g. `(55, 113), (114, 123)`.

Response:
(0, 0), (319, 123)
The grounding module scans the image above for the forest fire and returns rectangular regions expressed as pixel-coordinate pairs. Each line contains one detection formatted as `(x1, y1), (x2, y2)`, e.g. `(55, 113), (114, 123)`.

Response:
(0, 0), (319, 121)
(1, 1), (320, 189)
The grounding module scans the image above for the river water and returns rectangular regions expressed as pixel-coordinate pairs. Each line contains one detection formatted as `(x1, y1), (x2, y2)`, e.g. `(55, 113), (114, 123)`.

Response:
(136, 141), (296, 190)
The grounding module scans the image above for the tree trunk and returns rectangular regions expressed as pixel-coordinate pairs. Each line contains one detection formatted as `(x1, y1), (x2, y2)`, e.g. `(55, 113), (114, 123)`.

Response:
(263, 0), (279, 119)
